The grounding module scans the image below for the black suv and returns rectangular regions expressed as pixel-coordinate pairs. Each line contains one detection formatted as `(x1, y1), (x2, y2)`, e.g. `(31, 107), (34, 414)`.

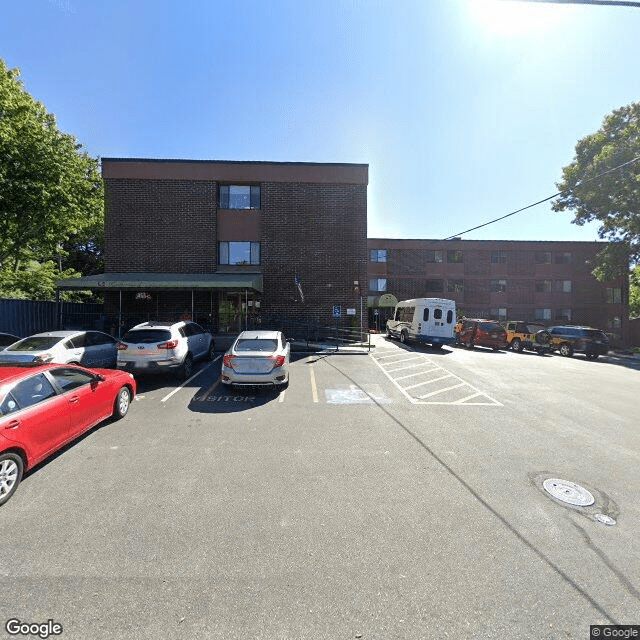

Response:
(547, 326), (610, 360)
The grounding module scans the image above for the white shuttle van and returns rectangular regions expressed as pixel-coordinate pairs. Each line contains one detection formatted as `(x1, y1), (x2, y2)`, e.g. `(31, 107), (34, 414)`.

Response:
(386, 298), (456, 348)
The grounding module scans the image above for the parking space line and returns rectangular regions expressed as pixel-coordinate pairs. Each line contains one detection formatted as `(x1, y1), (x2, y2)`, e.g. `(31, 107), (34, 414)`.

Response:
(383, 356), (424, 367)
(161, 358), (220, 403)
(395, 368), (440, 381)
(376, 352), (414, 360)
(417, 383), (466, 399)
(278, 389), (286, 403)
(403, 374), (453, 390)
(386, 362), (429, 373)
(309, 363), (318, 403)
(453, 392), (483, 404)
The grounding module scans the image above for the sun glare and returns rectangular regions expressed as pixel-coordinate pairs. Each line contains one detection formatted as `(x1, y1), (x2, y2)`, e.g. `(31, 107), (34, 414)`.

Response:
(469, 0), (566, 35)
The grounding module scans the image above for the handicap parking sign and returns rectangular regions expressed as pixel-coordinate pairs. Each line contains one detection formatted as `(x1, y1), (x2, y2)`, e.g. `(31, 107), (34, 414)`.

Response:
(332, 305), (342, 318)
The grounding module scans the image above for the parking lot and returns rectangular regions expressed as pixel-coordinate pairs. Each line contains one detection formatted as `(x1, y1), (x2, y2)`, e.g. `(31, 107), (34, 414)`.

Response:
(1, 334), (639, 640)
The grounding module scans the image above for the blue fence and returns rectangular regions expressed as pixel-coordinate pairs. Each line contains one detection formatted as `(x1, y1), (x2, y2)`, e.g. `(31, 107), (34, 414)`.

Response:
(0, 299), (104, 338)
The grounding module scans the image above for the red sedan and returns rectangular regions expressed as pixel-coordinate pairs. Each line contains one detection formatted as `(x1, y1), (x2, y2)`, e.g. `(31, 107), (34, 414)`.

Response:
(0, 363), (136, 507)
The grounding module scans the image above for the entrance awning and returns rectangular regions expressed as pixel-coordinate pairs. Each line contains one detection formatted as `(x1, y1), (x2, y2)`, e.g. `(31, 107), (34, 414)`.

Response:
(367, 293), (398, 308)
(56, 272), (263, 292)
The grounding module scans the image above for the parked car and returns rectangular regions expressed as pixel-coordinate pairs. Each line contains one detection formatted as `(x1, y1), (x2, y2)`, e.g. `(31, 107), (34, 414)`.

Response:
(503, 321), (551, 355)
(0, 362), (136, 507)
(117, 321), (215, 378)
(0, 333), (20, 348)
(0, 331), (119, 368)
(458, 319), (509, 351)
(221, 330), (290, 389)
(547, 326), (610, 359)
(386, 298), (456, 348)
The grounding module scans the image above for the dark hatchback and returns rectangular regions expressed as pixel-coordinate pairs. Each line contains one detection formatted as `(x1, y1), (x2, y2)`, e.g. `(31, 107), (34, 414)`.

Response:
(547, 326), (610, 359)
(458, 319), (509, 351)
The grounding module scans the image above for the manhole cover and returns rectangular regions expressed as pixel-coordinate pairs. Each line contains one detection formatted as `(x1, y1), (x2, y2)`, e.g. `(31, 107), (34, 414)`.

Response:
(543, 478), (595, 506)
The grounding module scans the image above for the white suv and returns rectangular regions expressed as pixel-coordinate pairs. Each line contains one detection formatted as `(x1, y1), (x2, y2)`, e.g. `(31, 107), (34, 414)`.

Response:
(117, 321), (215, 378)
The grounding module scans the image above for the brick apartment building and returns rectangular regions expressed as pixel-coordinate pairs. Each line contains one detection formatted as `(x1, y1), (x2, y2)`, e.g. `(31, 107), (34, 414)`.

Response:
(367, 238), (629, 344)
(59, 159), (368, 334)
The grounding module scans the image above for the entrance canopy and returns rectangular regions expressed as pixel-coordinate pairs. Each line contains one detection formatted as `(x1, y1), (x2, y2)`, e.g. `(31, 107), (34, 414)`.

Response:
(56, 272), (263, 292)
(367, 293), (398, 308)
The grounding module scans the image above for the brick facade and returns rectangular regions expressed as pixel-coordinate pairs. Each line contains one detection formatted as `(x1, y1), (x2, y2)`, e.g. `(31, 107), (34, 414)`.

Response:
(367, 239), (630, 345)
(102, 159), (369, 331)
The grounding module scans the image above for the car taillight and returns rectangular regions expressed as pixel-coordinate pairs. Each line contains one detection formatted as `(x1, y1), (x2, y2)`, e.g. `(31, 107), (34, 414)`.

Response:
(223, 354), (236, 368)
(117, 343), (128, 351)
(157, 340), (179, 350)
(270, 356), (286, 368)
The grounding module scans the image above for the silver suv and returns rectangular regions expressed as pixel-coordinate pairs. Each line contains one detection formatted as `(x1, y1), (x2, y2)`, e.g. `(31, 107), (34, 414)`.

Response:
(117, 321), (215, 378)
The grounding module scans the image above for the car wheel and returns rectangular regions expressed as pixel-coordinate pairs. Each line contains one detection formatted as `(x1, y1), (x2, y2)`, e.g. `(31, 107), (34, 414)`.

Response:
(511, 338), (522, 352)
(0, 452), (24, 507)
(400, 331), (407, 344)
(559, 343), (573, 357)
(180, 354), (193, 380)
(113, 386), (131, 419)
(467, 340), (474, 349)
(207, 341), (216, 361)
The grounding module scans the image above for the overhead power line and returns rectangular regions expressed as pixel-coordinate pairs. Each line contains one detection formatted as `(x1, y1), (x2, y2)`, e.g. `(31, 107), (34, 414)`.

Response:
(442, 155), (640, 240)
(499, 0), (640, 7)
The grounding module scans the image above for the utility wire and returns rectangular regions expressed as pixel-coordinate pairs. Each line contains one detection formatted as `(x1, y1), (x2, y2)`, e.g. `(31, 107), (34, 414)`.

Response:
(500, 0), (640, 7)
(442, 155), (640, 240)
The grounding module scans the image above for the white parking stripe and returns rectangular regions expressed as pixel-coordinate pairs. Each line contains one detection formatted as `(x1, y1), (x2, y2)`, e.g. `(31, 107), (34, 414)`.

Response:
(402, 374), (454, 390)
(417, 383), (466, 399)
(386, 362), (429, 373)
(381, 355), (424, 367)
(395, 368), (440, 381)
(160, 357), (220, 403)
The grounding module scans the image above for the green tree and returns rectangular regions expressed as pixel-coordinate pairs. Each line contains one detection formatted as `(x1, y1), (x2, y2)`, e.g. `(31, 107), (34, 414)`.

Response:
(0, 58), (104, 300)
(552, 102), (640, 280)
(630, 264), (640, 319)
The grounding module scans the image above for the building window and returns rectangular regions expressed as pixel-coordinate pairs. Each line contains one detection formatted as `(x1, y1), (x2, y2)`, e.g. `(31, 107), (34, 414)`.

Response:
(534, 308), (552, 321)
(219, 242), (260, 265)
(491, 251), (507, 264)
(490, 308), (507, 320)
(424, 279), (444, 293)
(535, 280), (552, 293)
(369, 278), (387, 292)
(219, 185), (261, 209)
(490, 279), (507, 293)
(370, 249), (387, 263)
(556, 309), (572, 322)
(425, 250), (443, 263)
(447, 250), (463, 263)
(447, 279), (464, 293)
(555, 252), (572, 264)
(608, 316), (621, 329)
(535, 251), (551, 264)
(606, 287), (622, 303)
(555, 280), (572, 293)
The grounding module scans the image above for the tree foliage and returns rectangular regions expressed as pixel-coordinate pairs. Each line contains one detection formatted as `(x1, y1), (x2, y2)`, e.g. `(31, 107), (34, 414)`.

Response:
(0, 58), (104, 300)
(630, 264), (640, 319)
(553, 102), (640, 280)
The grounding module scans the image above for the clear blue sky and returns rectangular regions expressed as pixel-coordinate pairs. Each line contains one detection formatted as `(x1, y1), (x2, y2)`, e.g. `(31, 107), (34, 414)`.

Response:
(2, 0), (639, 242)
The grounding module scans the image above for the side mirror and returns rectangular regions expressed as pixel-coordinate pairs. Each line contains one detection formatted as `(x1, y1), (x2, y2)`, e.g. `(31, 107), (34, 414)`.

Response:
(94, 374), (106, 382)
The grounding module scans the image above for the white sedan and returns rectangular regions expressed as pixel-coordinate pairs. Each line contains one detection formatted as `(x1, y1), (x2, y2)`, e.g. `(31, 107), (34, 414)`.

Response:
(220, 331), (290, 390)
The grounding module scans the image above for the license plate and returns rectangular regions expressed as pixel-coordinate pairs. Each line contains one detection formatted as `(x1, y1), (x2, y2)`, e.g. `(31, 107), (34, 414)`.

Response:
(135, 361), (148, 368)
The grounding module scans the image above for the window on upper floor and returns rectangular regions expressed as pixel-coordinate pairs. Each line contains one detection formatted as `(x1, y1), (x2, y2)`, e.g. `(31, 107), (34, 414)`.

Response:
(425, 250), (443, 263)
(555, 309), (572, 322)
(369, 278), (387, 292)
(490, 279), (507, 293)
(490, 308), (507, 321)
(491, 251), (507, 264)
(370, 249), (387, 262)
(606, 287), (622, 303)
(219, 242), (261, 265)
(535, 251), (552, 264)
(447, 249), (463, 263)
(555, 251), (572, 264)
(535, 280), (552, 293)
(534, 308), (551, 321)
(219, 185), (261, 209)
(555, 280), (572, 293)
(447, 279), (464, 293)
(424, 279), (444, 293)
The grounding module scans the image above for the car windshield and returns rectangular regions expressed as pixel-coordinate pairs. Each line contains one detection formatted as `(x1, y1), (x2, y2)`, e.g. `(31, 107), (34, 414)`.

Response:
(480, 322), (502, 331)
(122, 329), (172, 344)
(7, 336), (61, 351)
(582, 329), (608, 340)
(235, 339), (278, 352)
